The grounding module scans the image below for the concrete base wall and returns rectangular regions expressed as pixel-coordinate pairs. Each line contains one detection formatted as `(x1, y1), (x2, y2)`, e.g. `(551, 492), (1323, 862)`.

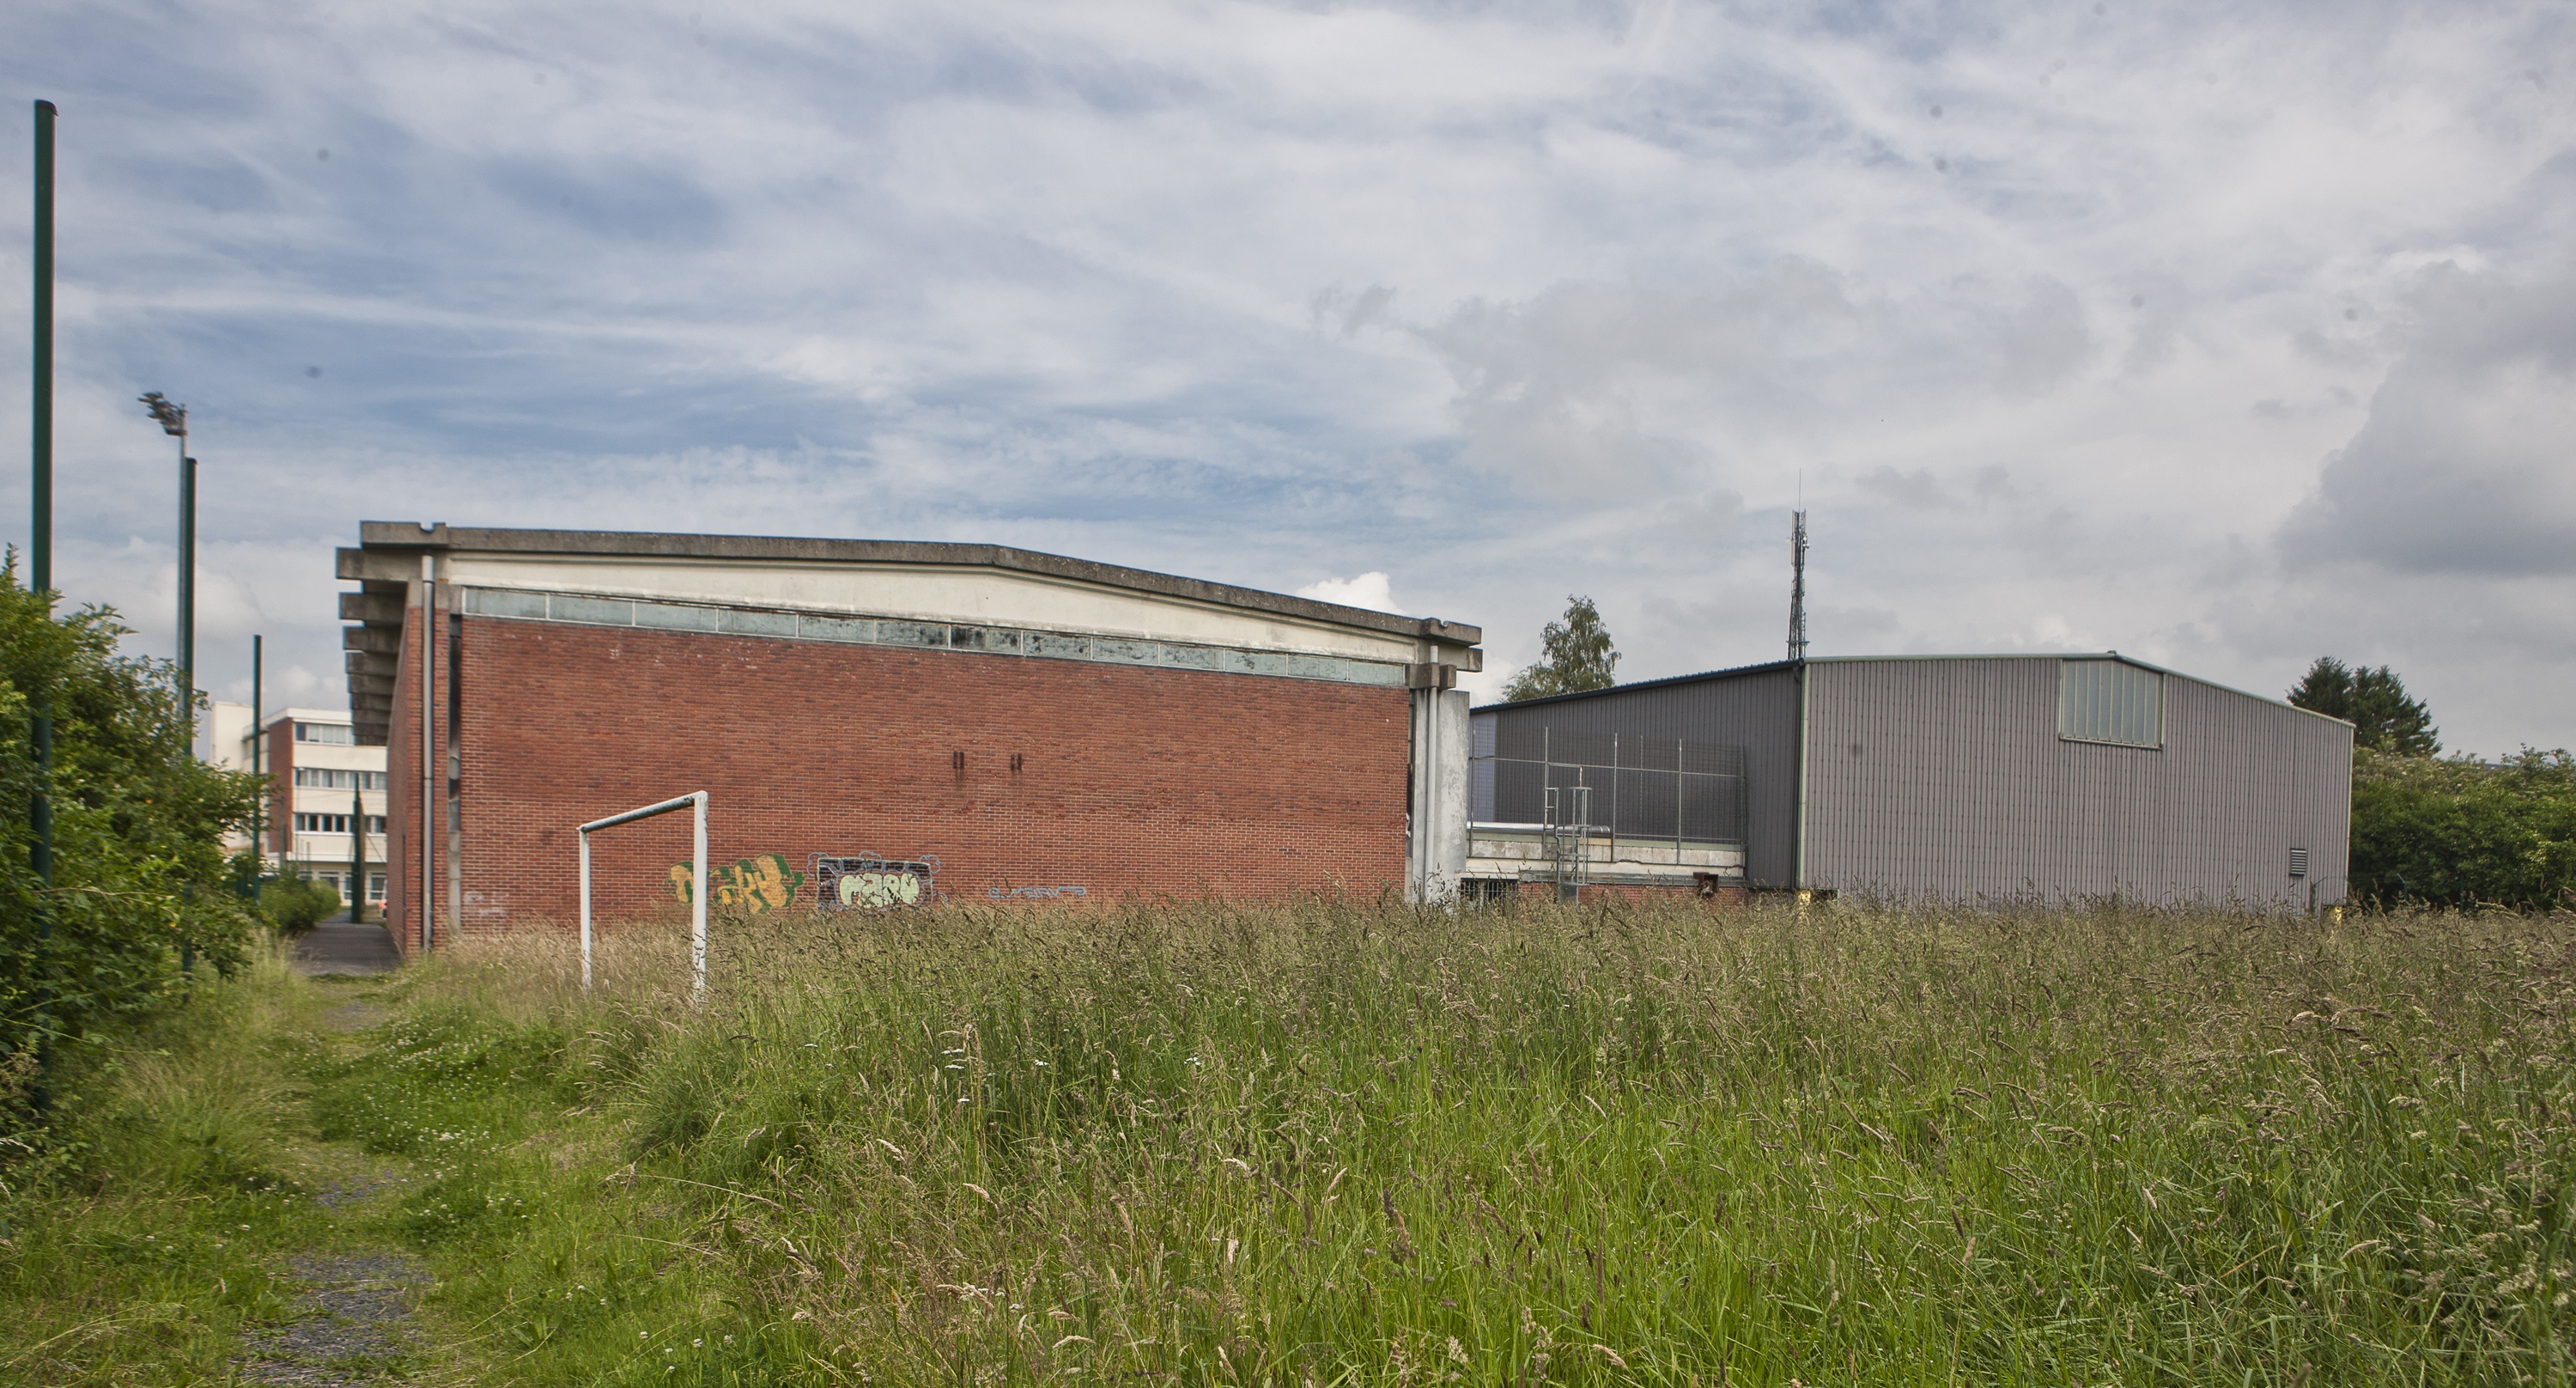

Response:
(1481, 879), (1747, 909)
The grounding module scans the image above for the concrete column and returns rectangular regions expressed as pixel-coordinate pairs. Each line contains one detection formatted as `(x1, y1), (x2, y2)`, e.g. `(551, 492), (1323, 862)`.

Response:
(1407, 685), (1470, 904)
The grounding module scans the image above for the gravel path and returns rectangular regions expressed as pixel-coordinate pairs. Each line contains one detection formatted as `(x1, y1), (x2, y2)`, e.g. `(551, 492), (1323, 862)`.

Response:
(238, 1252), (430, 1385)
(293, 920), (404, 977)
(234, 983), (433, 1384)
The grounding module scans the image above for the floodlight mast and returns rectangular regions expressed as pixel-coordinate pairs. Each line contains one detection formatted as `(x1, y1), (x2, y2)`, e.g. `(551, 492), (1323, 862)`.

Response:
(576, 792), (708, 1003)
(138, 392), (195, 742)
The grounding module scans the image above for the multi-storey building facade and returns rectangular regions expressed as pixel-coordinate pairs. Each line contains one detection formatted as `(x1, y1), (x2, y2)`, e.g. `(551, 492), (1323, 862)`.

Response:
(207, 701), (389, 909)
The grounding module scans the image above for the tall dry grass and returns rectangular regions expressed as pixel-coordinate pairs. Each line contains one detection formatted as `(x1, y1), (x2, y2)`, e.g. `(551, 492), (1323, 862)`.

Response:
(410, 898), (2576, 1385)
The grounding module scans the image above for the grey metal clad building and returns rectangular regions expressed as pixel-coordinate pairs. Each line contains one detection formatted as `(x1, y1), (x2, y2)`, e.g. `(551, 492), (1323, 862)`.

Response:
(1471, 654), (2354, 908)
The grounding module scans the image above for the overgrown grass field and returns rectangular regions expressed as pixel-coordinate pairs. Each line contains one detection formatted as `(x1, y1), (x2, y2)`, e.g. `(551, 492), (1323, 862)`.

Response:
(6, 898), (2573, 1385)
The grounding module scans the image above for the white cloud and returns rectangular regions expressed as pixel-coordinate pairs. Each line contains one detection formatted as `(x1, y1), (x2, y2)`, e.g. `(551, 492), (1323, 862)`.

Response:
(2281, 265), (2576, 578)
(1297, 571), (1400, 613)
(0, 0), (2570, 752)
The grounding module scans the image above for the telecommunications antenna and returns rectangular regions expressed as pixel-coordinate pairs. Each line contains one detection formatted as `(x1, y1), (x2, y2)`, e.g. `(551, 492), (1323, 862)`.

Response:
(1787, 508), (1809, 662)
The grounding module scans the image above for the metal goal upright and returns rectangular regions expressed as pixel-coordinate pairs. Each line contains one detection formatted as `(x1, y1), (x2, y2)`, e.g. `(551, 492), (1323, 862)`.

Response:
(577, 792), (708, 1003)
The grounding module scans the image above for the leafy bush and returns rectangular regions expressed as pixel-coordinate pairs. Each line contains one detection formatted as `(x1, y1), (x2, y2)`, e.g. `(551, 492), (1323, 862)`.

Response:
(2351, 746), (2576, 910)
(0, 559), (260, 1129)
(257, 875), (342, 934)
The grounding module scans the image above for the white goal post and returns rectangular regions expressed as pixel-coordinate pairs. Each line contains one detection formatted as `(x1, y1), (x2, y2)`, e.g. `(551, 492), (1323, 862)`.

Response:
(578, 792), (708, 1003)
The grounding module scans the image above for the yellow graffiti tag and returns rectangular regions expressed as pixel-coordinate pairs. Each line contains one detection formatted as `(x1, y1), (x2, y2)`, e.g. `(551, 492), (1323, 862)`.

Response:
(667, 853), (807, 913)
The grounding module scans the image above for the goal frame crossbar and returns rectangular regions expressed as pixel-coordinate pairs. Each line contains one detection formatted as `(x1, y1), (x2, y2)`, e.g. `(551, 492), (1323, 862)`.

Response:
(578, 791), (708, 1002)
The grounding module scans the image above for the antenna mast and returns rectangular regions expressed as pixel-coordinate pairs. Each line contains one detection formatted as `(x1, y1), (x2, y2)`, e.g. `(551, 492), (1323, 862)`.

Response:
(1787, 510), (1808, 661)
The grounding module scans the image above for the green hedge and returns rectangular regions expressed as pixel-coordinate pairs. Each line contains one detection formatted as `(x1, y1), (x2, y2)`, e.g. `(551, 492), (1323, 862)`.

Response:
(2351, 746), (2576, 910)
(1, 562), (261, 1128)
(257, 875), (342, 934)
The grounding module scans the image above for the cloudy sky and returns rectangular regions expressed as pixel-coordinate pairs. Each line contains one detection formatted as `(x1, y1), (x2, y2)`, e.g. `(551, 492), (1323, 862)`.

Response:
(4, 0), (2571, 753)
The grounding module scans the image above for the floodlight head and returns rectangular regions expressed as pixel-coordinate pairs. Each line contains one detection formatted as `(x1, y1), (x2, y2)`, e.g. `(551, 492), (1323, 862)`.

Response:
(138, 391), (186, 436)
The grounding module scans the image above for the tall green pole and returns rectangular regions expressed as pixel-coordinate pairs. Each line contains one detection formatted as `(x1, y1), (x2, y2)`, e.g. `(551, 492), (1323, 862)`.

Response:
(179, 449), (194, 746)
(251, 635), (263, 873)
(177, 450), (195, 976)
(30, 102), (54, 889)
(28, 100), (57, 1096)
(349, 785), (366, 924)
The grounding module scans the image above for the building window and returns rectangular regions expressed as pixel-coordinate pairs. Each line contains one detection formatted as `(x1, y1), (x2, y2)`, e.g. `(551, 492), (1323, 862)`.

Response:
(296, 870), (382, 903)
(2057, 660), (2163, 748)
(2289, 847), (2309, 878)
(294, 721), (356, 745)
(293, 768), (386, 790)
(1461, 878), (1517, 908)
(293, 813), (386, 835)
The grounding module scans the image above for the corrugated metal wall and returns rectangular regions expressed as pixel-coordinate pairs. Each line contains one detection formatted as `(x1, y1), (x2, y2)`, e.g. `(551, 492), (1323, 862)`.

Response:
(1473, 667), (1801, 886)
(1801, 659), (2352, 907)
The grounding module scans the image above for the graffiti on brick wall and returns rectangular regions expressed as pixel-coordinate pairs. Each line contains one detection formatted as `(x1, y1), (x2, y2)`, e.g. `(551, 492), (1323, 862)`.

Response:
(668, 853), (806, 913)
(987, 885), (1088, 900)
(816, 854), (941, 911)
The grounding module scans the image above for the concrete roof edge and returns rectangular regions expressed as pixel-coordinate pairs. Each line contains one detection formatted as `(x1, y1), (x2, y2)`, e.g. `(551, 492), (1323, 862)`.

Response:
(260, 706), (360, 726)
(355, 522), (1479, 646)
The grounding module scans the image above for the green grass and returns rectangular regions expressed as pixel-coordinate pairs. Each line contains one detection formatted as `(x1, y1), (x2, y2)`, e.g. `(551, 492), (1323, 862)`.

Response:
(4, 899), (2572, 1385)
(0, 946), (331, 1380)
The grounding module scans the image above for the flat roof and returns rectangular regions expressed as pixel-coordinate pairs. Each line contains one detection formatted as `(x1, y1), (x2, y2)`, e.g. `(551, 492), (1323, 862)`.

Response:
(261, 707), (353, 727)
(1476, 653), (2352, 726)
(351, 522), (1479, 645)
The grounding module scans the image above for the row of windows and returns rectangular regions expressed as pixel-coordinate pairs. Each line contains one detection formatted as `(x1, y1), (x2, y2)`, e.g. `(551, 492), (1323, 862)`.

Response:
(292, 768), (386, 790)
(293, 721), (355, 745)
(292, 813), (386, 835)
(295, 870), (387, 904)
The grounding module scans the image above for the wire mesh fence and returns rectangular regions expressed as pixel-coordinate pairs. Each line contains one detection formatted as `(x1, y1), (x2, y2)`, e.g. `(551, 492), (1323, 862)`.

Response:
(1471, 724), (1749, 847)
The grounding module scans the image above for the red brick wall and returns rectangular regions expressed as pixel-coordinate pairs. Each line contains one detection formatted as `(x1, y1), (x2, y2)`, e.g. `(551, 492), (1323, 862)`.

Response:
(266, 721), (295, 855)
(416, 614), (1413, 930)
(384, 600), (422, 955)
(386, 591), (461, 956)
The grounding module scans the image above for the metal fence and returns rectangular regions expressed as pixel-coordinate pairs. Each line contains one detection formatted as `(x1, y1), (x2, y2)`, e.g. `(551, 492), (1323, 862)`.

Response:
(1471, 724), (1749, 847)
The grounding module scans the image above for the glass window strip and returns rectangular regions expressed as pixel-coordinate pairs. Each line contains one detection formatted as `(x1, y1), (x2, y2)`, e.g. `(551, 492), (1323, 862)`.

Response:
(2058, 660), (2162, 747)
(1469, 735), (1749, 843)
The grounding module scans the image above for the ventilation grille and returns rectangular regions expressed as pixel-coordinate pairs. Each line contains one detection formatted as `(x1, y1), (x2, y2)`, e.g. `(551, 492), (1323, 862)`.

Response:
(2288, 847), (2310, 879)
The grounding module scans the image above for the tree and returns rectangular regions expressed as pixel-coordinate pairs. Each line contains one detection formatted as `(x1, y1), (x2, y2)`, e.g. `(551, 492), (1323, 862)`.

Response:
(2287, 657), (2439, 757)
(1501, 595), (1619, 702)
(2, 559), (260, 1128)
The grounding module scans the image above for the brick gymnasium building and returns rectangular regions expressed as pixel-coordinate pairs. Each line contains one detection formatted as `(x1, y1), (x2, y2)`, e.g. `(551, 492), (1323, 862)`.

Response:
(338, 525), (1479, 948)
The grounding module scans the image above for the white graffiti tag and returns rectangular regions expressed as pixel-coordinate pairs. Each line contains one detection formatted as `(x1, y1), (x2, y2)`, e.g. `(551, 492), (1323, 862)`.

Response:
(839, 871), (925, 909)
(813, 854), (940, 912)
